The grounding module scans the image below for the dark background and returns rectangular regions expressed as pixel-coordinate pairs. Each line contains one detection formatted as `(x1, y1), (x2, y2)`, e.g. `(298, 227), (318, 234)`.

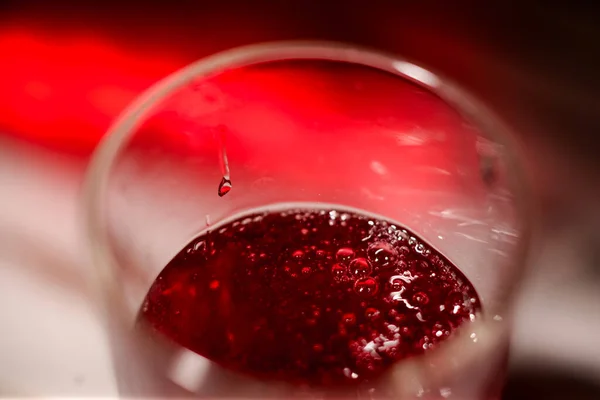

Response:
(1, 1), (599, 398)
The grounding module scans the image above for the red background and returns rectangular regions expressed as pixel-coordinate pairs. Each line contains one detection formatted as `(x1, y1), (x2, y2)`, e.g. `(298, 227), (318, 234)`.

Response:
(0, 1), (597, 166)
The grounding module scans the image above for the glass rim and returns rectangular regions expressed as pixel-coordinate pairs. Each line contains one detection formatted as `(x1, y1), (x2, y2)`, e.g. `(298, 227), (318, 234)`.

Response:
(84, 40), (534, 396)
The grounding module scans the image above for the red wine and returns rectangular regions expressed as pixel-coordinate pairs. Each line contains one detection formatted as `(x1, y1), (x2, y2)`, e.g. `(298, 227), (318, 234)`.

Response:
(139, 207), (480, 387)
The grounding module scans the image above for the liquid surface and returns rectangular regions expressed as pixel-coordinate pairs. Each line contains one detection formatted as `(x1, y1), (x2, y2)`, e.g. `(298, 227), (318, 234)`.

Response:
(139, 208), (480, 386)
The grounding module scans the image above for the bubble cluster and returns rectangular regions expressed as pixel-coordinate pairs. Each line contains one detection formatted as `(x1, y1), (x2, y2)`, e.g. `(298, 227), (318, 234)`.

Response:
(140, 207), (481, 388)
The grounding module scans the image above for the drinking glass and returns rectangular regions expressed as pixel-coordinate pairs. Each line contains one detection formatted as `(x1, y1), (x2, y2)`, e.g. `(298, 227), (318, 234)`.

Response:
(84, 41), (532, 399)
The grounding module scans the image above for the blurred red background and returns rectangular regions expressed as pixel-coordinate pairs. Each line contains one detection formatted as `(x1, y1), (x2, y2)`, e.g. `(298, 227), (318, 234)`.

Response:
(0, 1), (598, 167)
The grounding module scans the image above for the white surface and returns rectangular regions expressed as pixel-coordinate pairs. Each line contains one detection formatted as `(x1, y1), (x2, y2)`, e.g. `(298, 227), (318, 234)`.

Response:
(0, 139), (117, 397)
(0, 137), (598, 396)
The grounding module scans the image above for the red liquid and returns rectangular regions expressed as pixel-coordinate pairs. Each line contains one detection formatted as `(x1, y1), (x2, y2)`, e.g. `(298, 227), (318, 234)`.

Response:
(139, 208), (480, 386)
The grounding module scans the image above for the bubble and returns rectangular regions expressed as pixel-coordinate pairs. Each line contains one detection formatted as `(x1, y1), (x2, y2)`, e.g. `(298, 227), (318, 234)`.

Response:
(284, 265), (298, 279)
(365, 307), (380, 320)
(412, 291), (429, 306)
(331, 264), (347, 281)
(367, 241), (397, 268)
(354, 277), (378, 297)
(348, 258), (371, 278)
(414, 243), (426, 254)
(429, 254), (444, 268)
(247, 252), (258, 263)
(301, 228), (309, 235)
(398, 246), (410, 257)
(315, 249), (327, 259)
(209, 280), (220, 290)
(395, 260), (408, 273)
(418, 335), (434, 351)
(431, 321), (451, 340)
(389, 276), (405, 291)
(292, 250), (305, 261)
(336, 248), (355, 264)
(342, 313), (357, 325)
(313, 344), (324, 352)
(301, 266), (313, 276)
(192, 240), (206, 253)
(445, 291), (468, 316)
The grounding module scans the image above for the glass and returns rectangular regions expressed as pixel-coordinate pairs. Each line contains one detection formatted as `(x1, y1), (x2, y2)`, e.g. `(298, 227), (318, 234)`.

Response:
(84, 41), (532, 399)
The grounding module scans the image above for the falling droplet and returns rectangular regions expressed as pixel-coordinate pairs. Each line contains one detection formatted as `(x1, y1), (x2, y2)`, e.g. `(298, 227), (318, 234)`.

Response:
(216, 125), (232, 197)
(218, 177), (232, 197)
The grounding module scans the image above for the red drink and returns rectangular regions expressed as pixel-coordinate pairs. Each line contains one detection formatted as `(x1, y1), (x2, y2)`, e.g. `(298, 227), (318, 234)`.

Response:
(139, 207), (480, 387)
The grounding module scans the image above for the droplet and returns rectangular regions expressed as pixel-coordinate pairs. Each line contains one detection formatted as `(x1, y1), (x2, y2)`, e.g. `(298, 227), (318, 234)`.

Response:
(331, 264), (347, 281)
(367, 241), (397, 268)
(354, 277), (378, 297)
(218, 177), (232, 197)
(349, 258), (372, 277)
(336, 248), (355, 264)
(292, 250), (305, 261)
